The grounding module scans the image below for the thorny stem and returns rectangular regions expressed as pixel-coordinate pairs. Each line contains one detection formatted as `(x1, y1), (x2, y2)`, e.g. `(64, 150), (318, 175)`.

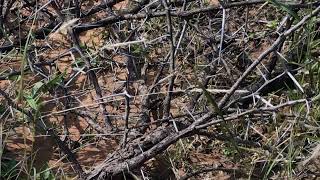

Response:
(162, 0), (176, 118)
(218, 5), (320, 109)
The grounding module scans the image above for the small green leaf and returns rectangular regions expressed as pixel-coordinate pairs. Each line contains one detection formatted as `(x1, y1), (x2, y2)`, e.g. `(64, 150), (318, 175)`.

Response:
(266, 20), (278, 29)
(25, 95), (39, 110)
(38, 164), (56, 180)
(32, 81), (44, 97)
(72, 58), (85, 68)
(8, 74), (20, 81)
(0, 104), (6, 114)
(198, 83), (224, 118)
(79, 43), (87, 49)
(248, 32), (256, 39)
(223, 148), (233, 156)
(46, 73), (65, 90)
(42, 169), (51, 179)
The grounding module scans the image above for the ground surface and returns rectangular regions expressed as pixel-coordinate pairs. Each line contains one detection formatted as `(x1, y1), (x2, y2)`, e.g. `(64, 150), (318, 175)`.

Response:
(1, 0), (320, 179)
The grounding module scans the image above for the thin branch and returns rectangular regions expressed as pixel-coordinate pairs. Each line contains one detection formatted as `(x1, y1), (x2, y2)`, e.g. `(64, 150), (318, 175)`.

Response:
(74, 1), (319, 33)
(69, 29), (113, 129)
(0, 89), (86, 179)
(162, 0), (176, 118)
(218, 5), (320, 109)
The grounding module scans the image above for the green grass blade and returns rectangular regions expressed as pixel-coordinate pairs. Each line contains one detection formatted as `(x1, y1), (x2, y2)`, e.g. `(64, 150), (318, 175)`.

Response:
(267, 0), (300, 20)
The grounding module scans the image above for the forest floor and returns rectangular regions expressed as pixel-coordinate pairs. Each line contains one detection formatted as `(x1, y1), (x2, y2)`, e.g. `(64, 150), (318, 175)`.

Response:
(1, 0), (320, 179)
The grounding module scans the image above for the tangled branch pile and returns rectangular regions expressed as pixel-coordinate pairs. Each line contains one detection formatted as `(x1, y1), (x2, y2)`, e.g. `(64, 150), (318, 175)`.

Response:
(1, 0), (320, 179)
